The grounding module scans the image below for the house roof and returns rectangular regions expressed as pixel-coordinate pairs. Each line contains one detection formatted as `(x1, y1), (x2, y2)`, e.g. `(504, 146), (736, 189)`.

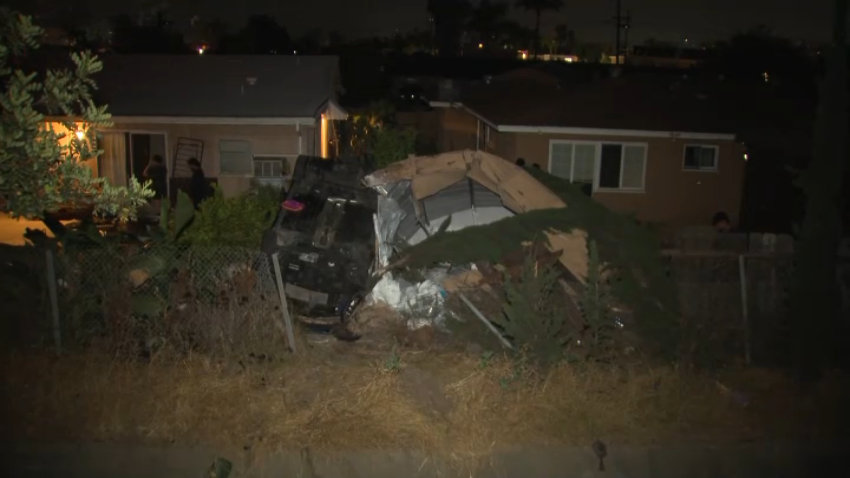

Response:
(92, 55), (342, 119)
(461, 71), (735, 136)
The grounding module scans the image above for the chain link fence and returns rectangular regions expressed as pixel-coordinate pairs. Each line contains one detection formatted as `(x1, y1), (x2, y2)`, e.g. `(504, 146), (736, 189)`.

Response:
(4, 240), (849, 365)
(668, 252), (850, 367)
(51, 244), (286, 357)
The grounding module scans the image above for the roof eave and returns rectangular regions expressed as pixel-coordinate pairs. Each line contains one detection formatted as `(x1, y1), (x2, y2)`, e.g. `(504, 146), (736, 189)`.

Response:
(496, 125), (737, 141)
(110, 116), (318, 126)
(462, 105), (736, 141)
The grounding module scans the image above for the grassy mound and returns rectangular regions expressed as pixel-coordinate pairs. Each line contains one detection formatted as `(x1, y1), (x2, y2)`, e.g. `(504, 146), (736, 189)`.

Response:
(398, 169), (681, 359)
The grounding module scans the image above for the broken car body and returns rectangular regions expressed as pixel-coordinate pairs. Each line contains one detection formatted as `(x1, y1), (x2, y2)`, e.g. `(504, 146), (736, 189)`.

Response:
(262, 155), (377, 324)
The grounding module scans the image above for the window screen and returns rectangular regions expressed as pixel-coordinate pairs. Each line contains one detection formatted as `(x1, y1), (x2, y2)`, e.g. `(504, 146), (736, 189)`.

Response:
(621, 145), (646, 189)
(219, 140), (253, 176)
(684, 145), (717, 170)
(573, 144), (596, 183)
(550, 143), (573, 179)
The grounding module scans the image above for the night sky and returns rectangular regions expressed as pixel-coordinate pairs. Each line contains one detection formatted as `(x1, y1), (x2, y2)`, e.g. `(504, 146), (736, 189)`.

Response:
(10, 0), (837, 45)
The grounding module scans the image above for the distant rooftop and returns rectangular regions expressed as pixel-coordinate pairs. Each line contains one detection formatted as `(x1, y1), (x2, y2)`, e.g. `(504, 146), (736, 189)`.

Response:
(93, 55), (342, 118)
(461, 70), (733, 134)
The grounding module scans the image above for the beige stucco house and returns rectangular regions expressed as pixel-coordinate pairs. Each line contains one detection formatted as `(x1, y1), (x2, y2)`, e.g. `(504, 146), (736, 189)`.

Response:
(52, 54), (346, 199)
(432, 69), (746, 227)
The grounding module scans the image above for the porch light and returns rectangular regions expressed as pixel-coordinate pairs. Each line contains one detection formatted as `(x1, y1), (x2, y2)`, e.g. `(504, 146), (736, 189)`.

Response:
(75, 129), (85, 140)
(320, 114), (328, 159)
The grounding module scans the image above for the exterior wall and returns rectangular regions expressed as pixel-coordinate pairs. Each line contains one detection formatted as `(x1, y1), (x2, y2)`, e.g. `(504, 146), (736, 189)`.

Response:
(433, 108), (745, 226)
(100, 122), (317, 197)
(512, 132), (746, 226)
(487, 129), (518, 163)
(435, 106), (478, 152)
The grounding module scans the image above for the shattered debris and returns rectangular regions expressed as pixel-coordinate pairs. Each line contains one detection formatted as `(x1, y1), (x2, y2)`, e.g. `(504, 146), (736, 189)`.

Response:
(364, 149), (590, 286)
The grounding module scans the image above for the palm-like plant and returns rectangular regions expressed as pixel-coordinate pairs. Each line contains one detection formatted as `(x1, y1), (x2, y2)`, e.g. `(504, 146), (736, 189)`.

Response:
(515, 0), (564, 58)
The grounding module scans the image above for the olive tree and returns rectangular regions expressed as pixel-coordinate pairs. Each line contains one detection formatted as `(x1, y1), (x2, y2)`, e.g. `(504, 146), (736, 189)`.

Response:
(0, 8), (152, 222)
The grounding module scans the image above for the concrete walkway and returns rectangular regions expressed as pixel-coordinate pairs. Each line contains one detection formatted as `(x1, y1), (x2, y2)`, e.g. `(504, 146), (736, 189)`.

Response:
(4, 441), (846, 477)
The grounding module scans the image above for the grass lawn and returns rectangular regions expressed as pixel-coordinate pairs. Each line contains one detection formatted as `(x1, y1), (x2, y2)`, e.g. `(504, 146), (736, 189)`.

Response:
(2, 319), (848, 461)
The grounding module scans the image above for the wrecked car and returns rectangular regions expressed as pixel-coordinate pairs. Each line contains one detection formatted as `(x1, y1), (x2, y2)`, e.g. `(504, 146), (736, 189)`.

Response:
(261, 155), (377, 332)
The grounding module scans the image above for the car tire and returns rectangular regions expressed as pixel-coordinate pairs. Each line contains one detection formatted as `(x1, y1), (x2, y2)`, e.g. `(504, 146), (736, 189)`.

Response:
(340, 292), (365, 324)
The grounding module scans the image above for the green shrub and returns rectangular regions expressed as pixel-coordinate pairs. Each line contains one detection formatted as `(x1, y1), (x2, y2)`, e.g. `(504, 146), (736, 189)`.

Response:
(495, 247), (570, 367)
(371, 126), (417, 169)
(580, 240), (617, 362)
(181, 185), (279, 249)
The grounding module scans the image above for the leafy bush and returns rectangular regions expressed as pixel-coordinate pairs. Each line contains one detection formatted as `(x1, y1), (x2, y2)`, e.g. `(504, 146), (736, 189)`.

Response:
(181, 185), (279, 249)
(495, 247), (569, 367)
(371, 126), (417, 169)
(579, 240), (617, 361)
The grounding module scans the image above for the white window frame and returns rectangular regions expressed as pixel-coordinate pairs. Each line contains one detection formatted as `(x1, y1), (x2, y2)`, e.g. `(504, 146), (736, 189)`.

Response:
(548, 139), (598, 185)
(596, 142), (648, 193)
(682, 144), (719, 172)
(252, 154), (295, 187)
(548, 139), (648, 193)
(253, 155), (293, 178)
(218, 139), (254, 177)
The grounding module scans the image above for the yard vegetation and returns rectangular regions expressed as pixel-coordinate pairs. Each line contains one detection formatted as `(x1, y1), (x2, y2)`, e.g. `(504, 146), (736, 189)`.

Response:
(0, 8), (152, 222)
(1, 7), (849, 470)
(3, 330), (849, 460)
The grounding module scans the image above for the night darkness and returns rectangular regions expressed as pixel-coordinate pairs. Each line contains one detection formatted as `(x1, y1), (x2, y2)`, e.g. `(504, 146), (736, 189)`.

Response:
(2, 0), (850, 476)
(7, 0), (838, 43)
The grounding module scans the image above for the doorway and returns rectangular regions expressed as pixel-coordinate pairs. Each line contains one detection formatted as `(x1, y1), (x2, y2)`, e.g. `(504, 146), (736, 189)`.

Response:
(98, 132), (168, 188)
(130, 133), (167, 180)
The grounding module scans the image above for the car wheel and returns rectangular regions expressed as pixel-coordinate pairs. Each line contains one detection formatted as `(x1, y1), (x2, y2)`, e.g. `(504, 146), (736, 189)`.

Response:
(340, 292), (365, 324)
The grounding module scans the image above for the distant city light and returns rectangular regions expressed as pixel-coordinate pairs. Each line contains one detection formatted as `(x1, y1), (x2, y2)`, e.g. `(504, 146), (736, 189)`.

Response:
(743, 153), (749, 161)
(478, 43), (484, 49)
(763, 71), (769, 83)
(197, 45), (206, 55)
(293, 50), (298, 55)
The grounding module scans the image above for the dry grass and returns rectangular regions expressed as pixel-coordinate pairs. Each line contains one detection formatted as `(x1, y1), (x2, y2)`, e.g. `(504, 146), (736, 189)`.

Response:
(3, 343), (849, 462)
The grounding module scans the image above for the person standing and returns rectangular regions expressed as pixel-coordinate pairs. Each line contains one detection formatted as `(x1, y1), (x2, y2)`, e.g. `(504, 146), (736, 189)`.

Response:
(142, 155), (168, 213)
(187, 158), (208, 209)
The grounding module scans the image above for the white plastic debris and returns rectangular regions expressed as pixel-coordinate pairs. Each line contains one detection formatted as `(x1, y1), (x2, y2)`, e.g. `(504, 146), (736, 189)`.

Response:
(367, 272), (449, 329)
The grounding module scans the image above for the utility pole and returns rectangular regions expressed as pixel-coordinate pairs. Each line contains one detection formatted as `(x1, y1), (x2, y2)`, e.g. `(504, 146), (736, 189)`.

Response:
(623, 10), (632, 62)
(614, 0), (621, 64)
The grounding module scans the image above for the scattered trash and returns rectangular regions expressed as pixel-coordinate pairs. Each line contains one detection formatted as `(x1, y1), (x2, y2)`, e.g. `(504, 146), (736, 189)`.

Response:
(368, 271), (449, 329)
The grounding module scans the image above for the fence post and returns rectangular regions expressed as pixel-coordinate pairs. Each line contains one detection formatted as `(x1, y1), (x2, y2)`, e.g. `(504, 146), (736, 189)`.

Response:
(738, 255), (751, 366)
(45, 249), (62, 356)
(271, 252), (297, 353)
